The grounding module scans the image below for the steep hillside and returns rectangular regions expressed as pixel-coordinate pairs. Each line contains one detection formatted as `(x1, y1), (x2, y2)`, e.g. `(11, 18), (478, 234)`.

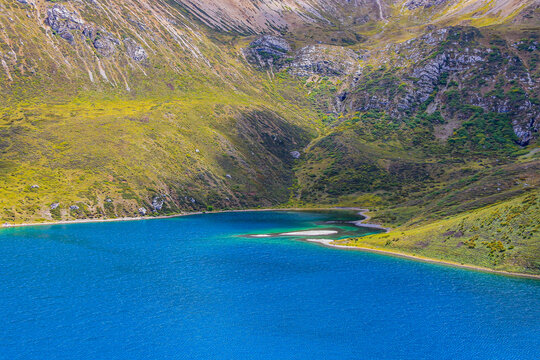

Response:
(0, 0), (320, 221)
(288, 25), (539, 206)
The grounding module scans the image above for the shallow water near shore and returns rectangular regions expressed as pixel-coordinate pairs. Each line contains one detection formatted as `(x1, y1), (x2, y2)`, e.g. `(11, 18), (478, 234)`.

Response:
(0, 210), (539, 359)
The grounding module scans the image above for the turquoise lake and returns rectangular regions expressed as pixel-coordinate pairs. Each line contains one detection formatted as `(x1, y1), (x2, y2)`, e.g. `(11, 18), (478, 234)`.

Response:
(0, 210), (539, 359)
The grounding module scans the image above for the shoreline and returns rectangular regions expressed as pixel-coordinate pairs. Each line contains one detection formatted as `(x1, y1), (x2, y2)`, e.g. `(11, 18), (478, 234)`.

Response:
(3, 207), (539, 280)
(0, 207), (356, 229)
(349, 208), (392, 232)
(304, 238), (540, 280)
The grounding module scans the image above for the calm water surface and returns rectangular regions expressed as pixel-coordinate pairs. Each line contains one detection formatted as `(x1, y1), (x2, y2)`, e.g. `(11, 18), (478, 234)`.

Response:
(0, 211), (539, 359)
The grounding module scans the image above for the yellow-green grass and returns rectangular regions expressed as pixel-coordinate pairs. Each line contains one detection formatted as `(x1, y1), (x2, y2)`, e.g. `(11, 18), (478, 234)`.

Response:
(340, 190), (540, 275)
(0, 82), (320, 223)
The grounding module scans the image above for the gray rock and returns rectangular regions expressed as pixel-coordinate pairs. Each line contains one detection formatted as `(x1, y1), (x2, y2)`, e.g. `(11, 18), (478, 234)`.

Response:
(93, 35), (118, 57)
(123, 38), (147, 62)
(69, 205), (79, 211)
(50, 202), (60, 210)
(105, 198), (113, 203)
(225, 174), (232, 179)
(45, 4), (83, 44)
(290, 151), (301, 159)
(30, 184), (39, 189)
(288, 45), (359, 77)
(82, 26), (95, 39)
(244, 35), (291, 70)
(151, 196), (164, 211)
(405, 0), (448, 10)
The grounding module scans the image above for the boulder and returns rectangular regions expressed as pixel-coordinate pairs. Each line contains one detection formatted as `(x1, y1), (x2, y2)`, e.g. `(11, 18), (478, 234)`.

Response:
(151, 196), (164, 211)
(45, 4), (83, 44)
(123, 38), (148, 62)
(93, 35), (118, 57)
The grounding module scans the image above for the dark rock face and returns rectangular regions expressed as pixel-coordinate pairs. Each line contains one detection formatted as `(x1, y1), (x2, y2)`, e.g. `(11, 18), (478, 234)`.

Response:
(410, 50), (484, 104)
(244, 35), (291, 70)
(512, 112), (539, 146)
(344, 27), (539, 145)
(45, 5), (83, 44)
(123, 38), (148, 62)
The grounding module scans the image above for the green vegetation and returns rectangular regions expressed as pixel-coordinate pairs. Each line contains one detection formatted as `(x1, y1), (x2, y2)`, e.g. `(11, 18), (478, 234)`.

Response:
(340, 191), (540, 275)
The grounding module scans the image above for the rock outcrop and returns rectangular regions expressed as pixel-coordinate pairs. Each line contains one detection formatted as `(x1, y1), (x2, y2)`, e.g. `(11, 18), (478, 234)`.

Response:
(151, 195), (164, 211)
(45, 4), (83, 44)
(288, 45), (360, 77)
(244, 35), (291, 70)
(405, 0), (449, 10)
(44, 4), (145, 61)
(123, 38), (148, 62)
(92, 32), (120, 57)
(342, 27), (539, 145)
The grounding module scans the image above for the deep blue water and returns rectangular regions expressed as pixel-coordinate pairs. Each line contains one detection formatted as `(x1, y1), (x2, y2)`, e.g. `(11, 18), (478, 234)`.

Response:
(0, 211), (539, 359)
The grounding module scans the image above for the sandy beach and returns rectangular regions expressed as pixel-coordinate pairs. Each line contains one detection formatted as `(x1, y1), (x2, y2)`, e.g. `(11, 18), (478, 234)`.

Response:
(280, 230), (339, 236)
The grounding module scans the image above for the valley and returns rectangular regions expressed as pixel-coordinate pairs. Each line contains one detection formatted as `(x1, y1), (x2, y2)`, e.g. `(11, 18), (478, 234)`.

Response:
(0, 0), (539, 274)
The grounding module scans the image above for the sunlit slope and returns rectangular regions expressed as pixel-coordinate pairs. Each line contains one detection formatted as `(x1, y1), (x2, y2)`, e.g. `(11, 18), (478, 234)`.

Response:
(0, 0), (319, 222)
(341, 190), (540, 275)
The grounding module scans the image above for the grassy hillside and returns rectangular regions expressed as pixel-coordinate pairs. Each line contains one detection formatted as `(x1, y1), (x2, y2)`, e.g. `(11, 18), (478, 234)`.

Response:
(340, 190), (540, 275)
(0, 0), (323, 222)
(0, 79), (320, 222)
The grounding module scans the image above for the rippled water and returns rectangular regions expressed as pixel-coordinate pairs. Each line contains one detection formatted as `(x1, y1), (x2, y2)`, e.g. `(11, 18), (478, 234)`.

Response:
(1, 211), (539, 359)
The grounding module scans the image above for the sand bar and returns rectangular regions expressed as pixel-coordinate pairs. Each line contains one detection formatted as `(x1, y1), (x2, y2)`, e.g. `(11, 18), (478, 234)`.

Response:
(280, 230), (338, 236)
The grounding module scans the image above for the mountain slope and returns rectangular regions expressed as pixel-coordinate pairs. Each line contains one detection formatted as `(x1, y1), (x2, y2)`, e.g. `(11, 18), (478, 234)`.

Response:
(0, 0), (324, 220)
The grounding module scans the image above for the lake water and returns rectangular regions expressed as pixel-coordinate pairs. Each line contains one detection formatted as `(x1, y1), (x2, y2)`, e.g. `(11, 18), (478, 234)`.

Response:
(1, 210), (539, 359)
